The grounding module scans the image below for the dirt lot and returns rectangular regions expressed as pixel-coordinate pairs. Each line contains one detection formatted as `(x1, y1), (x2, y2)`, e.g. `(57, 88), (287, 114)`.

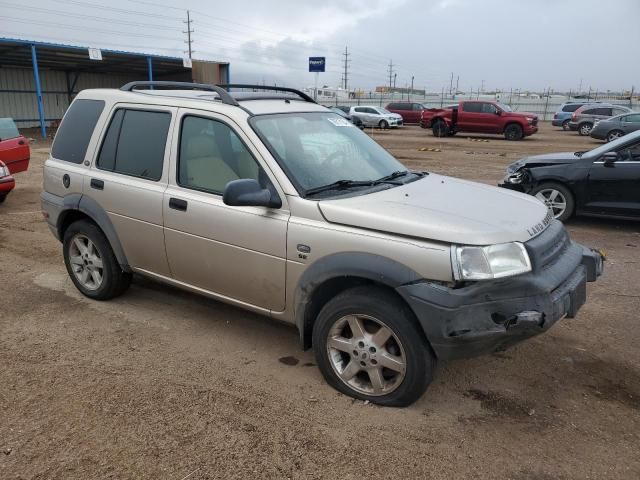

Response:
(1, 124), (639, 479)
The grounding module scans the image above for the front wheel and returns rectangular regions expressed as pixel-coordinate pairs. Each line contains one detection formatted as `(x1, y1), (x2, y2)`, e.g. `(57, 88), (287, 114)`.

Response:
(562, 119), (571, 131)
(432, 120), (448, 137)
(531, 183), (575, 222)
(379, 120), (389, 129)
(504, 123), (524, 141)
(312, 286), (435, 407)
(63, 220), (132, 300)
(578, 122), (593, 136)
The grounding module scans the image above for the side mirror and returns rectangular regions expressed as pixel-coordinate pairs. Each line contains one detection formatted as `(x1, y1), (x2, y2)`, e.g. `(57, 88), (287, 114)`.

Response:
(495, 109), (502, 116)
(602, 151), (618, 166)
(223, 179), (282, 208)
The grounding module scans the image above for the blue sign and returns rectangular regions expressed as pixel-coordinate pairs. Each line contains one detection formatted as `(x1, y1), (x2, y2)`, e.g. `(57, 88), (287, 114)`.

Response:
(309, 57), (326, 73)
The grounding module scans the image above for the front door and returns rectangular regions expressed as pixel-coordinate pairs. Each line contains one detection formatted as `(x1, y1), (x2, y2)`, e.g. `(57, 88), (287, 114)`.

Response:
(585, 140), (640, 217)
(163, 110), (289, 311)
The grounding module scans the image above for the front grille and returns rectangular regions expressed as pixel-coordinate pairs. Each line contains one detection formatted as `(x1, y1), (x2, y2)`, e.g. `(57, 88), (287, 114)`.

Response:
(524, 220), (570, 272)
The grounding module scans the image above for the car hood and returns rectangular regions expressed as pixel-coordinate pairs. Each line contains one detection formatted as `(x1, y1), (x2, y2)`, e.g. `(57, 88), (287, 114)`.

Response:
(318, 174), (550, 245)
(507, 151), (578, 173)
(507, 111), (537, 119)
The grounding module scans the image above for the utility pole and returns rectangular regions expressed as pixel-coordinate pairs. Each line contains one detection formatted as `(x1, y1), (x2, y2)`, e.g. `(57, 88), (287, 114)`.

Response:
(183, 10), (194, 59)
(449, 72), (453, 96)
(480, 79), (485, 94)
(387, 59), (395, 93)
(341, 46), (351, 90)
(393, 73), (397, 90)
(410, 75), (414, 101)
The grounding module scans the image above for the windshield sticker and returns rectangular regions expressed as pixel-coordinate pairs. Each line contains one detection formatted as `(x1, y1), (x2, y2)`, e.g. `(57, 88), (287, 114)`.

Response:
(327, 117), (355, 127)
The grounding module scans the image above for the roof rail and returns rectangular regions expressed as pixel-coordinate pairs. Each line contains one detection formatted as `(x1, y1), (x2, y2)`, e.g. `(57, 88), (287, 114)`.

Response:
(120, 81), (239, 106)
(218, 84), (317, 104)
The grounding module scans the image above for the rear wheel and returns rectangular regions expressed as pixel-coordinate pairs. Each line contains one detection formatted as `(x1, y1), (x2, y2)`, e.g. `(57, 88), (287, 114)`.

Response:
(562, 119), (571, 131)
(504, 123), (524, 141)
(63, 220), (132, 300)
(312, 286), (435, 407)
(578, 122), (593, 136)
(432, 119), (448, 137)
(531, 183), (575, 222)
(606, 130), (624, 142)
(379, 119), (389, 129)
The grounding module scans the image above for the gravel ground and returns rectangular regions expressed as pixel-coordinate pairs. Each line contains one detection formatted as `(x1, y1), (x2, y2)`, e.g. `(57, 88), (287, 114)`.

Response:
(1, 124), (639, 479)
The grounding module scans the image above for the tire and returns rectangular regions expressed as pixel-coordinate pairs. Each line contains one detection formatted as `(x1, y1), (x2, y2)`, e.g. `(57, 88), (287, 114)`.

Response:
(312, 286), (435, 407)
(447, 130), (456, 136)
(63, 220), (132, 300)
(531, 182), (575, 222)
(606, 130), (624, 142)
(379, 120), (389, 129)
(562, 119), (570, 131)
(0, 194), (6, 204)
(432, 119), (448, 137)
(504, 123), (524, 141)
(578, 122), (593, 136)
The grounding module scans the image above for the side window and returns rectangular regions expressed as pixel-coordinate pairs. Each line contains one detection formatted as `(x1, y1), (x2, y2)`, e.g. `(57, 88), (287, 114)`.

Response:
(562, 104), (582, 112)
(365, 108), (377, 114)
(387, 103), (398, 110)
(97, 109), (170, 181)
(623, 114), (640, 123)
(51, 99), (105, 164)
(178, 115), (261, 194)
(413, 104), (423, 111)
(613, 108), (629, 116)
(354, 107), (365, 113)
(462, 102), (482, 113)
(592, 108), (612, 116)
(617, 141), (640, 161)
(481, 103), (498, 114)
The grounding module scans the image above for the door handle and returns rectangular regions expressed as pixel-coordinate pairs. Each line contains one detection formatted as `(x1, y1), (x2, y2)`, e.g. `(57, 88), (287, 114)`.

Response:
(18, 139), (25, 145)
(169, 197), (188, 211)
(90, 178), (104, 190)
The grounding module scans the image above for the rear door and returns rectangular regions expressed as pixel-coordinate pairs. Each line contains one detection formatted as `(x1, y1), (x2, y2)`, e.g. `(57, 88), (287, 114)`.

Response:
(85, 104), (176, 276)
(585, 139), (640, 217)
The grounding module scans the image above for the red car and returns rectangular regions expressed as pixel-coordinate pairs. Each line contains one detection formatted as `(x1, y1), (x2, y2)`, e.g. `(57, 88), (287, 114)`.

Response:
(385, 102), (428, 124)
(0, 118), (30, 175)
(0, 160), (15, 203)
(420, 100), (538, 140)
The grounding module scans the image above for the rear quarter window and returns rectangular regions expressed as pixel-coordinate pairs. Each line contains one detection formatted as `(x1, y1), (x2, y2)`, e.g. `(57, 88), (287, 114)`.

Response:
(0, 118), (20, 140)
(51, 99), (105, 164)
(561, 104), (582, 112)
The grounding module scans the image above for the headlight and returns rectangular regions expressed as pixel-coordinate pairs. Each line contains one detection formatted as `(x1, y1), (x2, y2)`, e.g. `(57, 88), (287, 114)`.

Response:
(0, 165), (8, 177)
(452, 242), (532, 280)
(526, 117), (534, 124)
(504, 170), (524, 184)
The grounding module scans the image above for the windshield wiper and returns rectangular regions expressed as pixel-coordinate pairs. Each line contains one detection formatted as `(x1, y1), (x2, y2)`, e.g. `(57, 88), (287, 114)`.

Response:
(305, 179), (374, 196)
(373, 170), (410, 184)
(574, 151), (586, 157)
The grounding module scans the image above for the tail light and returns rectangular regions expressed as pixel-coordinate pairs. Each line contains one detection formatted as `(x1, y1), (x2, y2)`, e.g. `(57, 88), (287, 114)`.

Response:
(553, 113), (558, 119)
(571, 113), (577, 121)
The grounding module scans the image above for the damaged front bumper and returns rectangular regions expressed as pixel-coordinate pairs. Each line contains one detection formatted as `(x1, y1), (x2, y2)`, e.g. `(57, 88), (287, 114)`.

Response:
(397, 226), (603, 360)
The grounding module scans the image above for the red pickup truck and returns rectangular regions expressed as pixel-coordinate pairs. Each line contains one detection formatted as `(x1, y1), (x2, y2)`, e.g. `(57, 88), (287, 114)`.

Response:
(420, 100), (538, 140)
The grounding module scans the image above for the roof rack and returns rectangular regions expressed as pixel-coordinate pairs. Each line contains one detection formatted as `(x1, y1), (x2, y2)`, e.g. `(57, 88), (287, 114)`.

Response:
(119, 81), (239, 106)
(218, 84), (316, 104)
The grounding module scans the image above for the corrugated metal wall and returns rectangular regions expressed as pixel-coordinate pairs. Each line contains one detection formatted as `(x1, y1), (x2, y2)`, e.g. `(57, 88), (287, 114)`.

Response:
(0, 67), (145, 128)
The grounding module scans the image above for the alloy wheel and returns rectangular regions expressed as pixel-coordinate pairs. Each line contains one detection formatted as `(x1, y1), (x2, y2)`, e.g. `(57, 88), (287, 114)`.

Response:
(326, 314), (406, 396)
(607, 130), (623, 142)
(580, 124), (592, 135)
(535, 189), (567, 219)
(68, 234), (104, 290)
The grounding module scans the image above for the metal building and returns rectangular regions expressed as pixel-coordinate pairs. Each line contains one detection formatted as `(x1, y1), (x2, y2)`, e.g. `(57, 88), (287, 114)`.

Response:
(0, 38), (230, 137)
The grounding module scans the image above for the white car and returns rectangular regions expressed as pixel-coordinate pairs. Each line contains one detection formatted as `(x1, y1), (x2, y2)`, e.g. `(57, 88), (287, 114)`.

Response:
(349, 106), (403, 128)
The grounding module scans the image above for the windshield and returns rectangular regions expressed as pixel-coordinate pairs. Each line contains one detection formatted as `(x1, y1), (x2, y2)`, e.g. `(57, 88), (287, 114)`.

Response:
(251, 112), (407, 194)
(585, 130), (640, 158)
(377, 108), (393, 115)
(496, 102), (512, 112)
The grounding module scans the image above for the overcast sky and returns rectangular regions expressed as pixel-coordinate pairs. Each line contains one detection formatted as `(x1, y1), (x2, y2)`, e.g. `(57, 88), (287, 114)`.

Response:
(2, 0), (639, 93)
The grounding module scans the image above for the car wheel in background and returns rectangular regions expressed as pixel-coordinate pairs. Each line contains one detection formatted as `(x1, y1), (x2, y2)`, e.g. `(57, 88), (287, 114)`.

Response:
(312, 286), (435, 407)
(504, 123), (524, 141)
(531, 183), (575, 222)
(578, 122), (593, 136)
(379, 120), (389, 129)
(562, 119), (571, 131)
(606, 130), (624, 142)
(432, 119), (448, 137)
(63, 220), (132, 300)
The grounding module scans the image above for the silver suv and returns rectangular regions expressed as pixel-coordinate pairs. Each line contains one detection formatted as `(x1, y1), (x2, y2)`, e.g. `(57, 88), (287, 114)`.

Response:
(41, 82), (603, 407)
(568, 103), (632, 136)
(348, 106), (403, 128)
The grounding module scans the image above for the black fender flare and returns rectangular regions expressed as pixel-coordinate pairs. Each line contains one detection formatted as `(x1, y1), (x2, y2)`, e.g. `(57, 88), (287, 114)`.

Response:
(58, 194), (130, 271)
(294, 252), (422, 348)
